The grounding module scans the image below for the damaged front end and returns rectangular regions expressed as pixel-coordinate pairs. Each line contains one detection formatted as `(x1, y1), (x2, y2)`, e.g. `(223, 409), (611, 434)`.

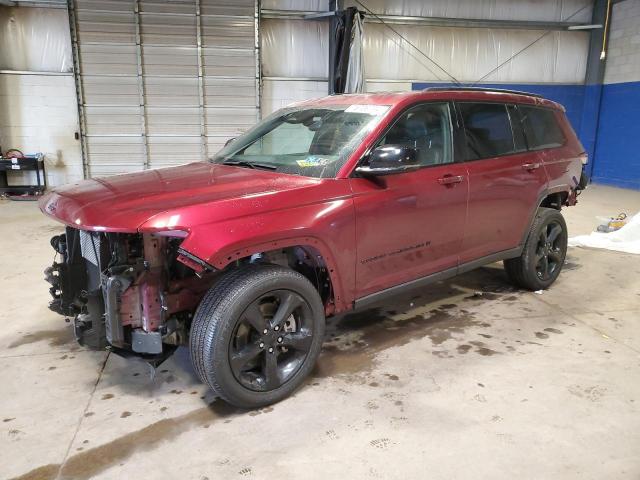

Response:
(45, 228), (214, 363)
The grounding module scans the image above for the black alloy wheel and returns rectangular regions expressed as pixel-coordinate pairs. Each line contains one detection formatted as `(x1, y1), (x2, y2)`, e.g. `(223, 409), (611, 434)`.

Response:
(504, 207), (568, 291)
(190, 264), (325, 408)
(229, 290), (314, 392)
(534, 220), (565, 281)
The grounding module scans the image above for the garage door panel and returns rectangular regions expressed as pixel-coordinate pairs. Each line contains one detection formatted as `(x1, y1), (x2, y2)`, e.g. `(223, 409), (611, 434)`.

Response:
(206, 138), (226, 155)
(205, 124), (253, 138)
(81, 76), (139, 104)
(206, 107), (256, 125)
(76, 11), (135, 45)
(144, 77), (199, 96)
(200, 0), (254, 17)
(202, 17), (255, 48)
(72, 0), (259, 176)
(203, 48), (255, 77)
(77, 44), (138, 75)
(89, 161), (147, 177)
(147, 137), (203, 167)
(140, 14), (197, 46)
(76, 0), (134, 13)
(140, 1), (196, 15)
(145, 94), (200, 107)
(147, 123), (201, 136)
(86, 137), (145, 156)
(144, 77), (200, 106)
(84, 106), (143, 135)
(142, 46), (198, 66)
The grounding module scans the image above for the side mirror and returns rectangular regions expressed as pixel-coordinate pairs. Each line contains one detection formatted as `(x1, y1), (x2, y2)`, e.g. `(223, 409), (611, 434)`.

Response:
(355, 145), (420, 176)
(224, 137), (236, 147)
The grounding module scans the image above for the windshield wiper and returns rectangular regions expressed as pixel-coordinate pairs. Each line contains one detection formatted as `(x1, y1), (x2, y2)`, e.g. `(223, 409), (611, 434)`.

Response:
(222, 160), (277, 171)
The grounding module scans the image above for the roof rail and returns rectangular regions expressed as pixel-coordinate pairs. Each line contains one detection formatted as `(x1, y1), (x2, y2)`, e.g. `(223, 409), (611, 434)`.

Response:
(423, 86), (543, 98)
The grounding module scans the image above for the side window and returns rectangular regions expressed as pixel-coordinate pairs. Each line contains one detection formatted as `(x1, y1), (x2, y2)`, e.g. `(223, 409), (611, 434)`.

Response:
(507, 105), (527, 152)
(459, 103), (515, 160)
(379, 103), (452, 166)
(519, 106), (565, 150)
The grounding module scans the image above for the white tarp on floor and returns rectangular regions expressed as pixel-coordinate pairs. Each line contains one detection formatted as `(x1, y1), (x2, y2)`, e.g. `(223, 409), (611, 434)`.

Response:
(569, 212), (640, 254)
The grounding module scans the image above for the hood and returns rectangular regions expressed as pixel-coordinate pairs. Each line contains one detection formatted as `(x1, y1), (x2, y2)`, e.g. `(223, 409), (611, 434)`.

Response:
(40, 162), (321, 232)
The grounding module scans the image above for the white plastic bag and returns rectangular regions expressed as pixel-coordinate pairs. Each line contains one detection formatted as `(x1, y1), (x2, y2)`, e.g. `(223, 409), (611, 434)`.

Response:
(568, 212), (640, 254)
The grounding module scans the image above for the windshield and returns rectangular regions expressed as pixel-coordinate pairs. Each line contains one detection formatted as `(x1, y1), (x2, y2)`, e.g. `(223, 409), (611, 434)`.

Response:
(211, 104), (390, 178)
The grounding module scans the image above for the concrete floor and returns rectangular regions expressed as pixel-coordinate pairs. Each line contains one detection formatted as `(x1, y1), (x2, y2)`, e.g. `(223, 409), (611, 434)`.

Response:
(1, 184), (640, 480)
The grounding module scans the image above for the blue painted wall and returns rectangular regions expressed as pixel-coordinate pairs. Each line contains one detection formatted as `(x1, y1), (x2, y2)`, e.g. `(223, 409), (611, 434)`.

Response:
(591, 80), (640, 190)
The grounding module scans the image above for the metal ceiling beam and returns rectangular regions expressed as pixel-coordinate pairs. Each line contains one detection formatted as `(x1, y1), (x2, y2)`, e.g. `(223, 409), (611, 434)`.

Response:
(260, 8), (591, 31)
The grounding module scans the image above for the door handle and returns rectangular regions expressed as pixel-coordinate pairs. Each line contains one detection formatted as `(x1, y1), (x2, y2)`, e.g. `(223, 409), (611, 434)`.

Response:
(523, 162), (541, 171)
(437, 175), (464, 186)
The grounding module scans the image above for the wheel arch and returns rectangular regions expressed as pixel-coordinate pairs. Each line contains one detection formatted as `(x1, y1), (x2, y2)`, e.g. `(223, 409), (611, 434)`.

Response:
(519, 187), (571, 246)
(184, 235), (348, 315)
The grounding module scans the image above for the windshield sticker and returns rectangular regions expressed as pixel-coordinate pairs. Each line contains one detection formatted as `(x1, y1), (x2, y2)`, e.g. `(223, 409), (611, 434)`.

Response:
(345, 104), (390, 115)
(296, 156), (332, 168)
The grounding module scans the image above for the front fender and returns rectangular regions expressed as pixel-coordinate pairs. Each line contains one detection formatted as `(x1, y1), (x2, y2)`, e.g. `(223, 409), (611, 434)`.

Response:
(177, 199), (356, 313)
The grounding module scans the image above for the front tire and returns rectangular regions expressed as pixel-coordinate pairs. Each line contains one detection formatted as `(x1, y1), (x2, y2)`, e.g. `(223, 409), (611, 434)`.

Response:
(190, 264), (325, 408)
(504, 207), (568, 291)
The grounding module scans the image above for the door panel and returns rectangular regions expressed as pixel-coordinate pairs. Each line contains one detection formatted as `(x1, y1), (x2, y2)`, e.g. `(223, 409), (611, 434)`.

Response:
(351, 163), (468, 297)
(457, 102), (548, 263)
(351, 101), (468, 298)
(461, 152), (547, 263)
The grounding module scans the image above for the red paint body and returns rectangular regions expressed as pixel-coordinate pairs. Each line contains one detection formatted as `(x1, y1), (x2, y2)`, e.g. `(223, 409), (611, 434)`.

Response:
(40, 90), (584, 314)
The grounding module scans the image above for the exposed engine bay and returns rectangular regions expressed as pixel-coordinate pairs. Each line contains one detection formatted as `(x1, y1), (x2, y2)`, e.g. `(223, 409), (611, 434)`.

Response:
(44, 228), (214, 362)
(44, 228), (330, 364)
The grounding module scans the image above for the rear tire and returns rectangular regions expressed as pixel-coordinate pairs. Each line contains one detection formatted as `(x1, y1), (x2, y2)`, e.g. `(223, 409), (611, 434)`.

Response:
(190, 264), (325, 408)
(504, 207), (568, 291)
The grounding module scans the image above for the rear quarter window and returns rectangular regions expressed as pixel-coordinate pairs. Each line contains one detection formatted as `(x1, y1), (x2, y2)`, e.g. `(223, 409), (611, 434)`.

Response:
(519, 106), (565, 150)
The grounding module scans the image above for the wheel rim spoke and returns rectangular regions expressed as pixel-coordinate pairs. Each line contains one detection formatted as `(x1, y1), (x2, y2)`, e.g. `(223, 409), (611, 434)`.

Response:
(230, 343), (262, 373)
(263, 351), (280, 390)
(539, 228), (548, 244)
(548, 249), (562, 263)
(548, 223), (562, 244)
(242, 301), (266, 333)
(270, 291), (303, 329)
(230, 289), (314, 393)
(281, 330), (313, 352)
(538, 255), (549, 279)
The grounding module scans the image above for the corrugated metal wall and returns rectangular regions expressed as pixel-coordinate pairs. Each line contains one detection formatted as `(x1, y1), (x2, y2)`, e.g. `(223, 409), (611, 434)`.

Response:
(260, 0), (592, 114)
(70, 0), (259, 177)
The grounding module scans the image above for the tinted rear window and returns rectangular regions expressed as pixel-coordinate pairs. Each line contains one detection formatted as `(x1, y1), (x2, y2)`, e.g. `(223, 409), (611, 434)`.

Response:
(519, 106), (565, 150)
(459, 103), (515, 160)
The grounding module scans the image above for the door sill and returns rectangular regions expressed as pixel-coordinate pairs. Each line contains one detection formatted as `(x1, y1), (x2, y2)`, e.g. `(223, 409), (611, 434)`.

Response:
(353, 246), (523, 310)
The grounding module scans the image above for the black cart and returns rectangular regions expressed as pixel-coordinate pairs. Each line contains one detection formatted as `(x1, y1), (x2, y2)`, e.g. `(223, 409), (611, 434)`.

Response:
(0, 154), (46, 196)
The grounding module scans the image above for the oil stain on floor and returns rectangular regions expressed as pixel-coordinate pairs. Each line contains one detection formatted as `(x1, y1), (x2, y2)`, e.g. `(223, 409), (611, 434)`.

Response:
(8, 327), (76, 349)
(316, 304), (489, 379)
(9, 402), (241, 480)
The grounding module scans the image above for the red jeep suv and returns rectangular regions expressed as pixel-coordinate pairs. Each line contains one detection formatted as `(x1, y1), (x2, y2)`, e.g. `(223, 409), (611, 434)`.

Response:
(41, 87), (586, 408)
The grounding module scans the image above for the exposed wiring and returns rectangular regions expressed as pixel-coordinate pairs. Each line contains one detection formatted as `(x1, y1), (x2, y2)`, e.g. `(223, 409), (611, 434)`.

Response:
(353, 0), (462, 85)
(600, 0), (612, 60)
(470, 3), (592, 86)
